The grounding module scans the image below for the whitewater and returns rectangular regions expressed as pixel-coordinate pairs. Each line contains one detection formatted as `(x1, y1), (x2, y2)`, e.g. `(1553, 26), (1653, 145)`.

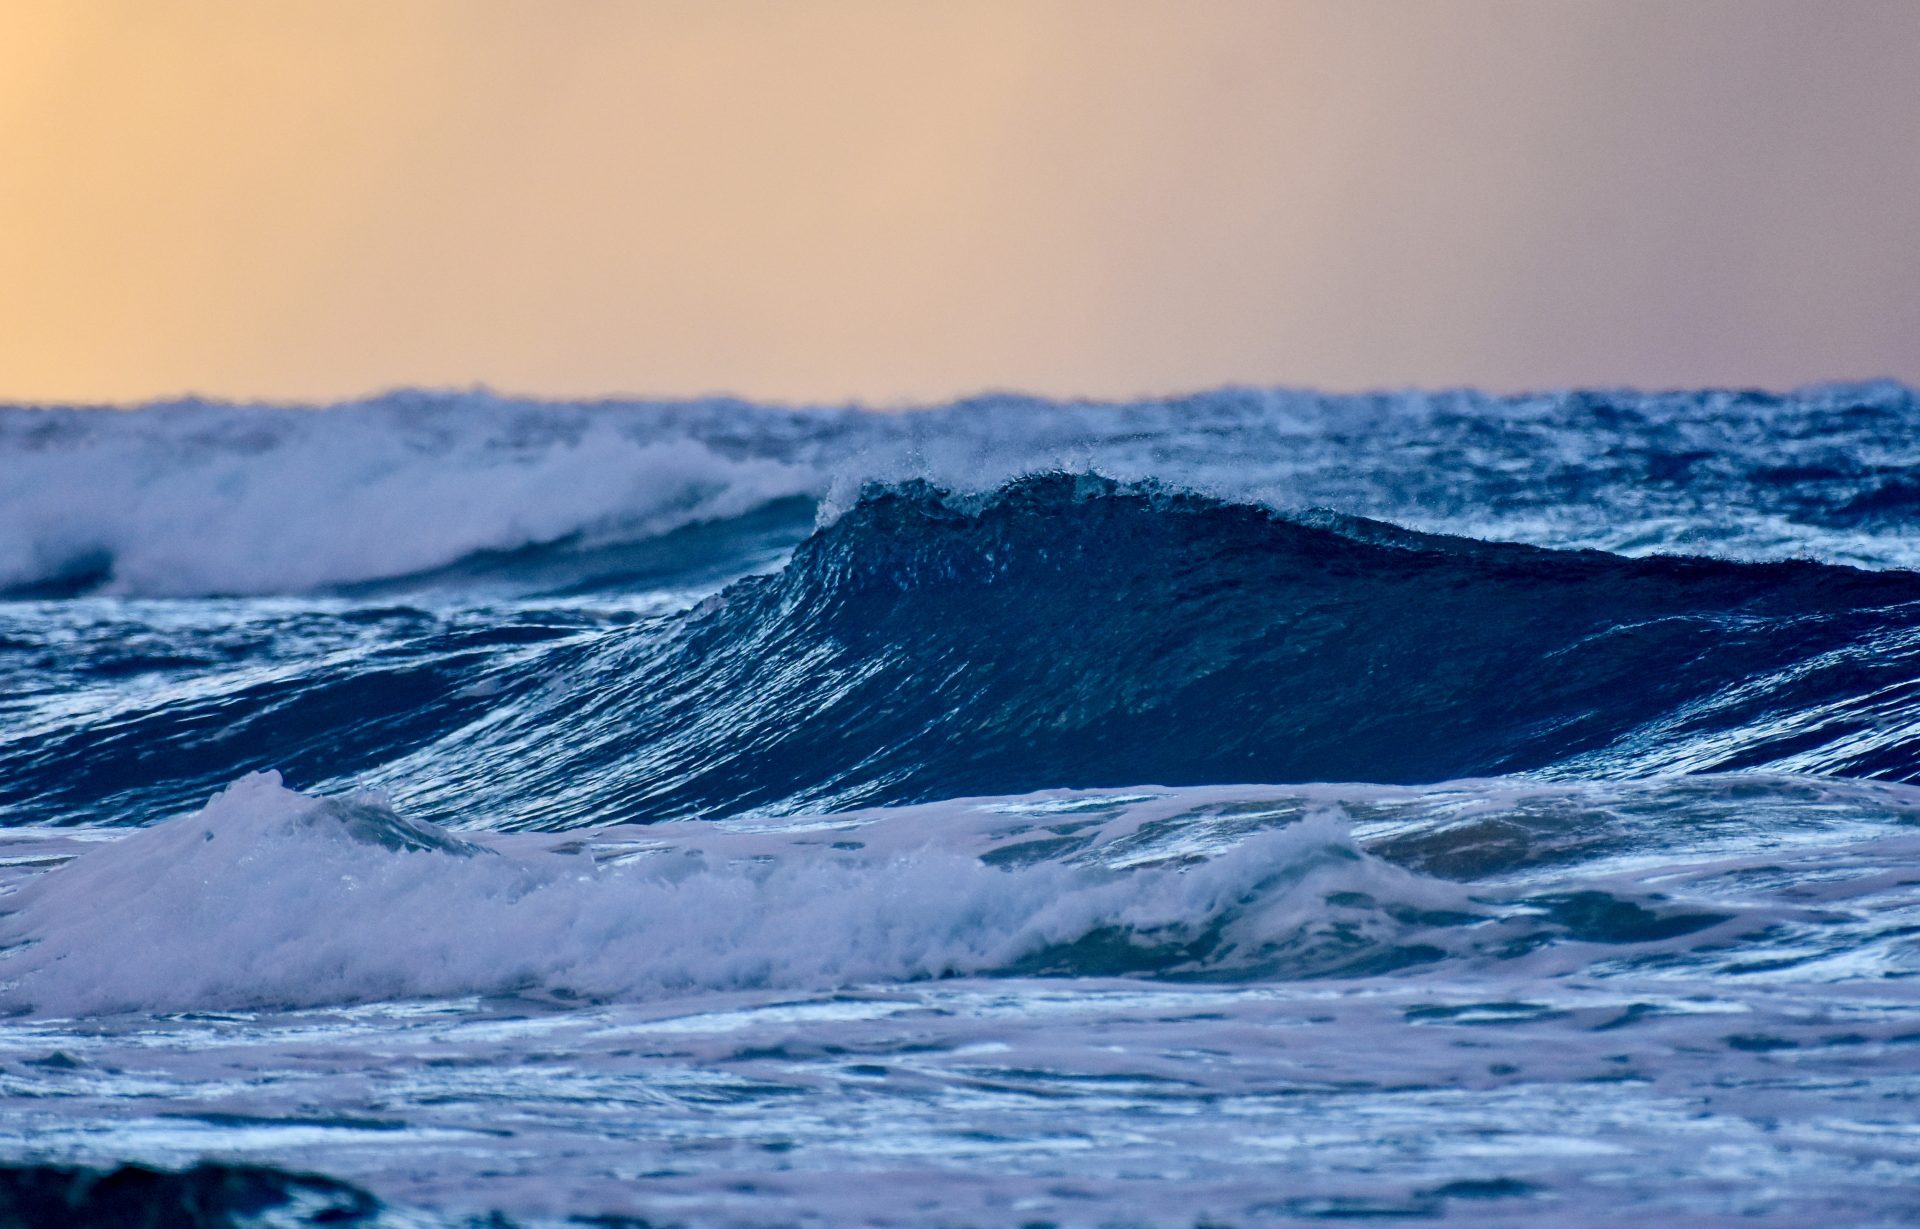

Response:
(0, 384), (1917, 1227)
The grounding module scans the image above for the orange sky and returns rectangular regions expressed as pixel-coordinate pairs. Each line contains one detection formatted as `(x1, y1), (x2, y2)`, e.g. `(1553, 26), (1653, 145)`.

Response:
(1, 0), (1916, 404)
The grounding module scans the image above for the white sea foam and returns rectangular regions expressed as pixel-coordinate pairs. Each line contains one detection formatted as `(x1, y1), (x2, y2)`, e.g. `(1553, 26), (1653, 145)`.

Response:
(0, 773), (1451, 1016)
(6, 771), (1917, 1018)
(0, 398), (825, 595)
(3, 381), (1914, 594)
(1, 774), (1918, 1224)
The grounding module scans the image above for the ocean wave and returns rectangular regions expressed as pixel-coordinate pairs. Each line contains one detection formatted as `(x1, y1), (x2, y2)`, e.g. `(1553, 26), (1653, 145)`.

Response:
(2, 771), (1914, 1016)
(13, 386), (1920, 1229)
(0, 774), (1449, 1014)
(7, 473), (1920, 828)
(0, 395), (829, 597)
(4, 381), (1920, 598)
(405, 473), (1920, 826)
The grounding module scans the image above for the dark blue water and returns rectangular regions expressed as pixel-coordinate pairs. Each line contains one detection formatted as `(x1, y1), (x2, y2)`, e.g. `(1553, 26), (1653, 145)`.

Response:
(0, 384), (1916, 1227)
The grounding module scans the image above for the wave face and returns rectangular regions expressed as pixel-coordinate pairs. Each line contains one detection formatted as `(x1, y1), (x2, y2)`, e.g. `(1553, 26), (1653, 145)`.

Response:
(6, 385), (1920, 1227)
(7, 472), (1920, 829)
(505, 474), (1920, 823)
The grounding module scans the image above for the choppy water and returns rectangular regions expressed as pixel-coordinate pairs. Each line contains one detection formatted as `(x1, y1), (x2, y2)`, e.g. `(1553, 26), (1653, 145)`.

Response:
(0, 384), (1917, 1226)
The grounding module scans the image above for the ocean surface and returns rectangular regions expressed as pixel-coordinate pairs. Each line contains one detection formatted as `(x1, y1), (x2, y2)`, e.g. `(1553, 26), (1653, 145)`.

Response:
(0, 384), (1918, 1226)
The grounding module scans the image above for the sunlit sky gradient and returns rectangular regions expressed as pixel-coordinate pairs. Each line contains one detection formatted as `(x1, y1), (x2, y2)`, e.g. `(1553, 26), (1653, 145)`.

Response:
(2, 0), (1916, 404)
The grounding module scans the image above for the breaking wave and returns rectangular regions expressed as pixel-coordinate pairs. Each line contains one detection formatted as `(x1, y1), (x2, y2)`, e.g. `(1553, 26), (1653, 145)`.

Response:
(5, 380), (1920, 598)
(8, 385), (1920, 1227)
(7, 473), (1920, 829)
(3, 770), (1915, 1016)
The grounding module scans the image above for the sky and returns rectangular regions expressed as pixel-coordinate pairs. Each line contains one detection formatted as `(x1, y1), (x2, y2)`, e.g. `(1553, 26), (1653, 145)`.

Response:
(1, 0), (1916, 405)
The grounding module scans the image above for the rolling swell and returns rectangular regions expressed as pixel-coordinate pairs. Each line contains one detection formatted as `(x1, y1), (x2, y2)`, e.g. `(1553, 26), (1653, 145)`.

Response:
(9, 473), (1920, 830)
(405, 474), (1920, 828)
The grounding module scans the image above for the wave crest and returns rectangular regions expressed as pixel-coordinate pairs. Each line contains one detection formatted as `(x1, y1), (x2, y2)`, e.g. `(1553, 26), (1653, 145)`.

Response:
(0, 774), (1456, 1014)
(9, 473), (1920, 829)
(6, 772), (1914, 1016)
(425, 473), (1920, 826)
(6, 380), (1920, 596)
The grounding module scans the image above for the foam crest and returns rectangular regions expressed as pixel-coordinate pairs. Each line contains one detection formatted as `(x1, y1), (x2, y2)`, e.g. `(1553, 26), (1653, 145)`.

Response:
(0, 775), (1454, 1016)
(0, 398), (824, 596)
(4, 381), (1918, 595)
(10, 772), (1917, 1017)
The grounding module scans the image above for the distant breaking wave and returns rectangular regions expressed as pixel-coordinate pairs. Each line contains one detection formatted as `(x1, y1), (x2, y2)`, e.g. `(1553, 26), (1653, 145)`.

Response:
(4, 380), (1920, 597)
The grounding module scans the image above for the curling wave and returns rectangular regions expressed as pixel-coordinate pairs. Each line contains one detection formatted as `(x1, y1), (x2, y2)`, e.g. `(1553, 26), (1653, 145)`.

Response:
(7, 474), (1920, 829)
(413, 473), (1920, 827)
